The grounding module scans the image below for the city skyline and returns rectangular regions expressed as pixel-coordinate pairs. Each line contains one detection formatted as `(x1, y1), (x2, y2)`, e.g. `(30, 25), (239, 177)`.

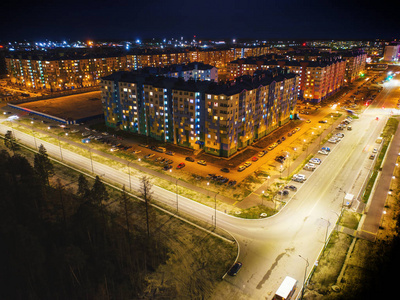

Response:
(2, 0), (400, 41)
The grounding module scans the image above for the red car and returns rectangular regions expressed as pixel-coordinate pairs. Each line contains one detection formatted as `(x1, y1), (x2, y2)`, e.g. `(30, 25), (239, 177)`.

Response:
(176, 162), (185, 169)
(251, 156), (258, 162)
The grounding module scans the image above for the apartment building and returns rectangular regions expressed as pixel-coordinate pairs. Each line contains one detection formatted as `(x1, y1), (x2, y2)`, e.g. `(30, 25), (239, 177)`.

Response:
(100, 68), (298, 157)
(228, 56), (347, 103)
(6, 45), (277, 91)
(383, 43), (400, 62)
(342, 51), (367, 83)
(5, 51), (127, 90)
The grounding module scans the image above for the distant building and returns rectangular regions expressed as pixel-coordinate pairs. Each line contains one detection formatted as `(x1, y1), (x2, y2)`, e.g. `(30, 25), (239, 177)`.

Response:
(383, 43), (400, 62)
(100, 68), (299, 157)
(228, 57), (347, 103)
(144, 62), (218, 82)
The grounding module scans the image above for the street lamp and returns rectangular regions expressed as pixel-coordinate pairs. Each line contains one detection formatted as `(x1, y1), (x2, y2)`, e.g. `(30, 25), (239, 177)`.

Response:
(380, 210), (387, 229)
(127, 161), (132, 191)
(214, 192), (219, 228)
(320, 217), (330, 248)
(261, 190), (265, 206)
(299, 255), (309, 300)
(176, 179), (179, 213)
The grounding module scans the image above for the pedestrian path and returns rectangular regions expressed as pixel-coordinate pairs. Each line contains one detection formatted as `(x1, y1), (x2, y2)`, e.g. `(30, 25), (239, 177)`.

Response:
(359, 118), (400, 238)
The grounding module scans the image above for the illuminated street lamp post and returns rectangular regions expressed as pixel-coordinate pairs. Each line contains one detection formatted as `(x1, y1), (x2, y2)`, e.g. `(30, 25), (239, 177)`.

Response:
(176, 178), (179, 213)
(214, 192), (219, 228)
(261, 190), (265, 206)
(380, 210), (387, 229)
(89, 148), (94, 174)
(299, 255), (309, 300)
(127, 161), (132, 191)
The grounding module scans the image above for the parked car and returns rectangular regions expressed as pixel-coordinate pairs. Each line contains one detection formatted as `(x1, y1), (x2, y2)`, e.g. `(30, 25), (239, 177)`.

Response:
(319, 120), (327, 123)
(284, 185), (297, 191)
(220, 168), (230, 173)
(369, 154), (376, 160)
(228, 180), (237, 186)
(318, 150), (329, 155)
(258, 150), (268, 157)
(304, 163), (316, 171)
(243, 161), (252, 168)
(277, 190), (289, 196)
(251, 156), (258, 162)
(185, 157), (195, 162)
(238, 165), (246, 172)
(145, 153), (155, 159)
(321, 147), (331, 152)
(197, 160), (207, 166)
(309, 158), (321, 165)
(166, 151), (175, 156)
(163, 164), (172, 171)
(176, 162), (185, 169)
(328, 138), (339, 144)
(306, 119), (311, 123)
(227, 262), (242, 276)
(292, 174), (306, 183)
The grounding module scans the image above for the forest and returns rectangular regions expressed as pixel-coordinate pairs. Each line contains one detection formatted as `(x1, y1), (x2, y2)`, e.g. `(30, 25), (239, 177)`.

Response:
(0, 145), (170, 299)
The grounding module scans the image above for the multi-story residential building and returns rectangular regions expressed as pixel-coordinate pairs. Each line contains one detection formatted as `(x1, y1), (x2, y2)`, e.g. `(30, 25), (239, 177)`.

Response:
(100, 68), (298, 157)
(342, 51), (368, 83)
(5, 46), (272, 91)
(228, 56), (347, 103)
(383, 43), (400, 62)
(5, 51), (127, 90)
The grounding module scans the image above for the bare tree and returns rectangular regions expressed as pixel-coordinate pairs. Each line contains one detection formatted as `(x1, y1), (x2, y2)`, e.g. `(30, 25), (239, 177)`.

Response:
(118, 185), (134, 238)
(140, 176), (153, 238)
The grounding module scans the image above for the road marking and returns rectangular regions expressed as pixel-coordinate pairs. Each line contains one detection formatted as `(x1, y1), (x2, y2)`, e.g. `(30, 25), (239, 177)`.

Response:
(233, 201), (238, 206)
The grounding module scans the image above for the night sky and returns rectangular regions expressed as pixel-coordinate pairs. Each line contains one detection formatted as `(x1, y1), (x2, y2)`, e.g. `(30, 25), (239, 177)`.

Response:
(2, 0), (400, 41)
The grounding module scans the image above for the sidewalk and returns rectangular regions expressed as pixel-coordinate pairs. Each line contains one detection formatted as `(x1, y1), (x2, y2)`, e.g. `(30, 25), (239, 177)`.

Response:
(358, 118), (400, 240)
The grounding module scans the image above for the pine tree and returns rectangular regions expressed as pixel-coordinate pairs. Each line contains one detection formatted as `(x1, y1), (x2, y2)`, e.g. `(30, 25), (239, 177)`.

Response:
(4, 130), (19, 154)
(34, 144), (54, 185)
(77, 174), (90, 200)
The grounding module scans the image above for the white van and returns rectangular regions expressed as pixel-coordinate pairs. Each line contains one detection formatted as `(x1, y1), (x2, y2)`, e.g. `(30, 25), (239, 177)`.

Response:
(273, 276), (297, 300)
(156, 147), (166, 153)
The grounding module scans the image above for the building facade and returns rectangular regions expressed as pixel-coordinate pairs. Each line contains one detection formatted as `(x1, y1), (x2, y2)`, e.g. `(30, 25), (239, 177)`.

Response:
(100, 68), (299, 157)
(228, 57), (347, 103)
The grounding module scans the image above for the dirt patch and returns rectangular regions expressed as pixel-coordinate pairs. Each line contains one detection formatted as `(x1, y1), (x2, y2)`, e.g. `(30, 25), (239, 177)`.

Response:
(17, 91), (103, 120)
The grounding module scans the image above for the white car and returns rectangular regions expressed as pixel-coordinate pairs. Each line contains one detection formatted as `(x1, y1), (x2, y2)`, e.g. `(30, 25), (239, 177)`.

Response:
(304, 163), (316, 171)
(318, 150), (329, 155)
(309, 158), (321, 165)
(328, 138), (338, 144)
(292, 174), (306, 182)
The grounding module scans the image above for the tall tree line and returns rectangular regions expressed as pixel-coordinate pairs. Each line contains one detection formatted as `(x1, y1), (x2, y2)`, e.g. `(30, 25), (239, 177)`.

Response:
(0, 147), (168, 300)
